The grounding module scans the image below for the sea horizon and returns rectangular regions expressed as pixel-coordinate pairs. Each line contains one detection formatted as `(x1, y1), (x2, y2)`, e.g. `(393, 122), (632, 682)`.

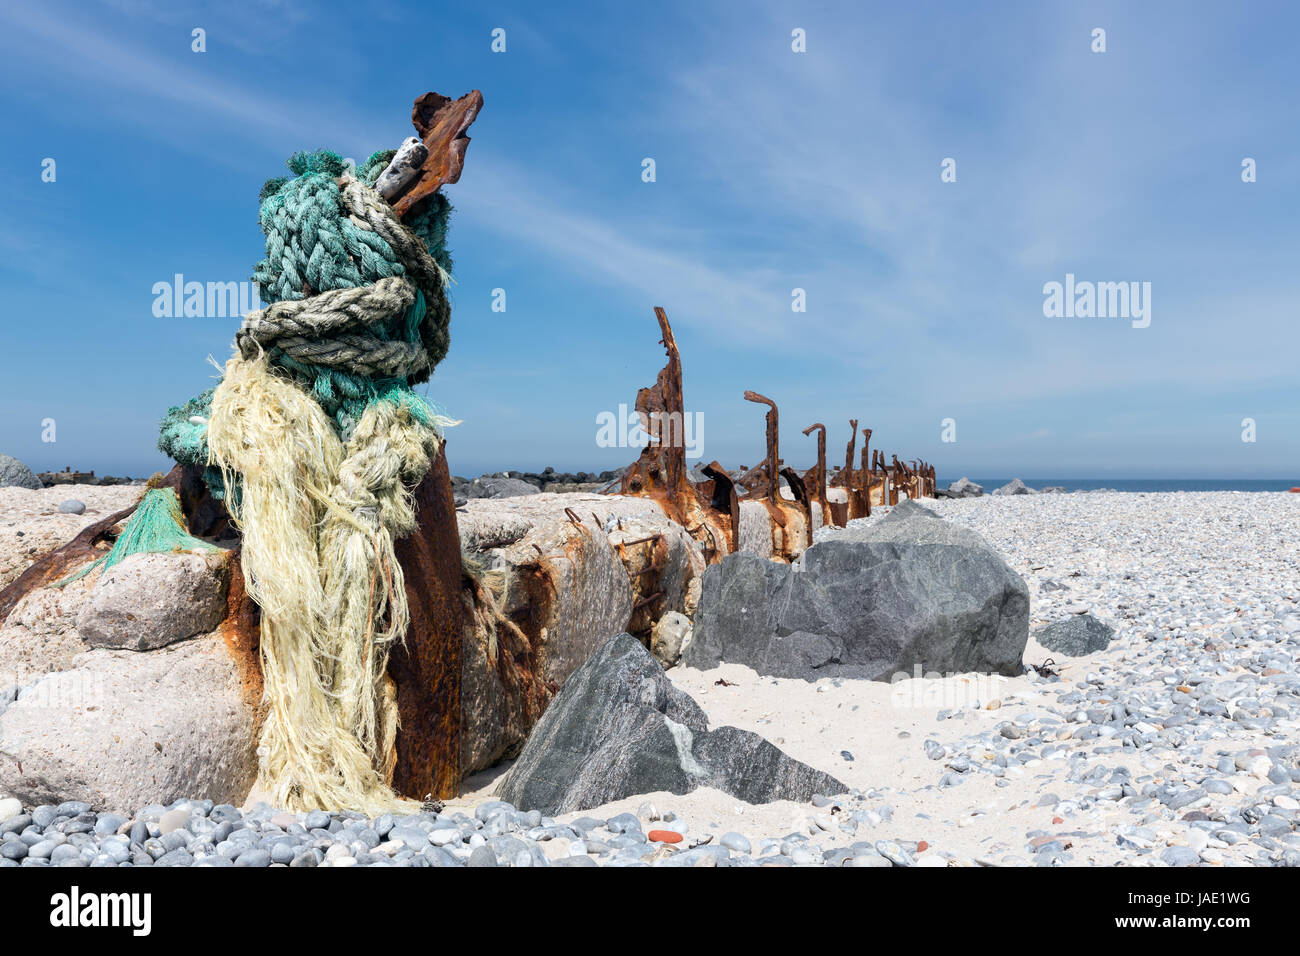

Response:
(936, 478), (1298, 493)
(20, 463), (1299, 497)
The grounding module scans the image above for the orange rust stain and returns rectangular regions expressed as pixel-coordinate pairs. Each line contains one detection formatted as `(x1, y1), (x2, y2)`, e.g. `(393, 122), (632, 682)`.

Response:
(219, 549), (265, 721)
(389, 449), (465, 801)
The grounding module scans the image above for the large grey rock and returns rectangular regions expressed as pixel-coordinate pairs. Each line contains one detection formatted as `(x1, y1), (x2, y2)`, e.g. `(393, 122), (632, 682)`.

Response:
(684, 499), (1029, 680)
(464, 476), (541, 500)
(76, 551), (230, 651)
(947, 477), (984, 498)
(0, 635), (258, 812)
(497, 633), (845, 814)
(992, 478), (1035, 496)
(0, 454), (41, 490)
(1035, 613), (1114, 656)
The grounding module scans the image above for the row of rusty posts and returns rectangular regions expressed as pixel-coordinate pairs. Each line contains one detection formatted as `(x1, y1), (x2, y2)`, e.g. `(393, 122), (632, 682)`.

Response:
(616, 308), (936, 563)
(804, 423), (936, 526)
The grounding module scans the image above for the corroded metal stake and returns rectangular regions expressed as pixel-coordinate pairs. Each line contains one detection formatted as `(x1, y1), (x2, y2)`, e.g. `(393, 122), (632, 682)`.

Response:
(743, 390), (781, 501)
(859, 428), (873, 516)
(802, 422), (830, 529)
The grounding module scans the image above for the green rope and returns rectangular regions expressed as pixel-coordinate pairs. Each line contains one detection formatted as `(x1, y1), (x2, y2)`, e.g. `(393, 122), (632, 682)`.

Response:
(57, 487), (220, 587)
(159, 387), (225, 498)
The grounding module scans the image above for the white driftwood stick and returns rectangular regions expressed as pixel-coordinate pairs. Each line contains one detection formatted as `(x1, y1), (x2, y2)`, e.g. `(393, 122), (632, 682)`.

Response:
(376, 137), (430, 202)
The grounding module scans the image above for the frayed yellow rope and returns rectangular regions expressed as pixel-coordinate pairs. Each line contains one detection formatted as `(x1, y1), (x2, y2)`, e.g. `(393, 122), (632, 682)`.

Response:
(207, 354), (437, 812)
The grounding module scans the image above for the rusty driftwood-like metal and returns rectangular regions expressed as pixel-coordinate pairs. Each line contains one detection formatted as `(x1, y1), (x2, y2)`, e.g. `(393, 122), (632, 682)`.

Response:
(618, 307), (735, 560)
(377, 90), (478, 798)
(390, 90), (483, 218)
(738, 391), (812, 556)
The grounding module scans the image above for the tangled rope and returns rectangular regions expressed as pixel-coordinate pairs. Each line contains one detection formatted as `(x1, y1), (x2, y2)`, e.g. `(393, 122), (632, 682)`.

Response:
(160, 147), (457, 812)
(236, 277), (428, 380)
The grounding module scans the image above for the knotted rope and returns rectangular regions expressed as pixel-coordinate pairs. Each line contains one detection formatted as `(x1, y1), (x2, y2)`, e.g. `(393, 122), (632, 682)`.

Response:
(159, 147), (457, 812)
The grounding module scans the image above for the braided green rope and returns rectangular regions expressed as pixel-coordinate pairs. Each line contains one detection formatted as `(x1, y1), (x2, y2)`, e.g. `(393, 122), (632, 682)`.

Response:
(159, 147), (454, 472)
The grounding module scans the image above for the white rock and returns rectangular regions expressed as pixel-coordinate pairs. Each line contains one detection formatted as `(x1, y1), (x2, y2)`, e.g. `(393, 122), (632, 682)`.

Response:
(651, 611), (693, 668)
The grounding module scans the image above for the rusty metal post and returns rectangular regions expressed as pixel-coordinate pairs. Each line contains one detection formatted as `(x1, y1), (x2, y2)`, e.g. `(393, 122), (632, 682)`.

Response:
(802, 422), (831, 528)
(742, 391), (781, 501)
(881, 451), (893, 506)
(840, 419), (859, 519)
(859, 428), (873, 517)
(390, 445), (464, 800)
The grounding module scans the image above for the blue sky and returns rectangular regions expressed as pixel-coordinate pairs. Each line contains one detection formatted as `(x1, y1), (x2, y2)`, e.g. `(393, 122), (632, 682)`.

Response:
(1, 0), (1296, 480)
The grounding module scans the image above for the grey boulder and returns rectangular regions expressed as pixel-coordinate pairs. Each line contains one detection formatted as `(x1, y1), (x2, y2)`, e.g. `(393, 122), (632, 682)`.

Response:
(463, 476), (541, 500)
(993, 478), (1035, 495)
(1035, 613), (1114, 656)
(76, 551), (230, 651)
(684, 499), (1029, 680)
(0, 454), (41, 490)
(58, 499), (86, 515)
(0, 635), (258, 812)
(497, 633), (845, 815)
(947, 477), (984, 498)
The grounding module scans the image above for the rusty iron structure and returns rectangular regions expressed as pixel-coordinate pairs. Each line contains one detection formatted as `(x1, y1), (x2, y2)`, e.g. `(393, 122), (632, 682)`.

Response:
(612, 307), (936, 561)
(735, 391), (812, 553)
(617, 307), (737, 561)
(801, 422), (831, 535)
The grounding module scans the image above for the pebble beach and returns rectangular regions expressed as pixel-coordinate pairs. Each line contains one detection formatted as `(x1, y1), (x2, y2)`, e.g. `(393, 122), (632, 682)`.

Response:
(3, 489), (1299, 867)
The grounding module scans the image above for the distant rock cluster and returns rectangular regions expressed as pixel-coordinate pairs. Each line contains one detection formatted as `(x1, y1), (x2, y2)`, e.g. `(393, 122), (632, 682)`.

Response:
(0, 453), (152, 491)
(38, 473), (141, 487)
(945, 477), (984, 498)
(942, 477), (1068, 498)
(451, 467), (627, 505)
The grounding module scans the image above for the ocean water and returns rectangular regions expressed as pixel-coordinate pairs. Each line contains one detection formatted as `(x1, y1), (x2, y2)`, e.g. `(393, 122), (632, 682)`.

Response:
(940, 478), (1298, 493)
